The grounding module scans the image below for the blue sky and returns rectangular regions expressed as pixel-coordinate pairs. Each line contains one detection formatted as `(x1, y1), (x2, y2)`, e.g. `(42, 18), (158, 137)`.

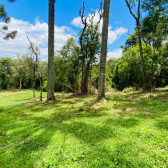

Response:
(0, 0), (136, 59)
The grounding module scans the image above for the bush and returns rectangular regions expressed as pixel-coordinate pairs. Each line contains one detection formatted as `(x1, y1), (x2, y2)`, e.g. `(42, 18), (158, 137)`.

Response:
(122, 87), (135, 93)
(42, 80), (48, 92)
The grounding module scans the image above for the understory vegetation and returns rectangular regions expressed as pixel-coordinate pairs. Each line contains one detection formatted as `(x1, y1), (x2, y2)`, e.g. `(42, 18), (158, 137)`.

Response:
(1, 89), (168, 167)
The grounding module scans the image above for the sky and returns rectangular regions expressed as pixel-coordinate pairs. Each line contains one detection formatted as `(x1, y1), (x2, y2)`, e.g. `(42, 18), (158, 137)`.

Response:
(0, 0), (136, 60)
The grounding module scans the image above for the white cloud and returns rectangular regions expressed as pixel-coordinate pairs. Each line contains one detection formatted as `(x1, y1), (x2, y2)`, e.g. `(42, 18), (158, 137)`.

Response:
(107, 49), (123, 59)
(115, 27), (128, 36)
(71, 17), (82, 28)
(0, 17), (75, 58)
(71, 10), (103, 29)
(115, 21), (122, 24)
(71, 11), (128, 45)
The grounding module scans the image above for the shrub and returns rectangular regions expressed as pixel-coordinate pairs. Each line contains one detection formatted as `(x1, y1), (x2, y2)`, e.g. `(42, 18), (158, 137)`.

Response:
(122, 87), (135, 93)
(42, 80), (48, 92)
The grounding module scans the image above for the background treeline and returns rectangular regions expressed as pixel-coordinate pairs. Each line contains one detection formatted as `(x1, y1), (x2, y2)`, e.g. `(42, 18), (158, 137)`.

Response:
(0, 0), (168, 93)
(1, 39), (168, 93)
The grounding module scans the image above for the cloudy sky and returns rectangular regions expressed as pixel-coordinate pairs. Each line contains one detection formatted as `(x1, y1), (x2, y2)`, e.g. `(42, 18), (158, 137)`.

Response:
(0, 0), (136, 60)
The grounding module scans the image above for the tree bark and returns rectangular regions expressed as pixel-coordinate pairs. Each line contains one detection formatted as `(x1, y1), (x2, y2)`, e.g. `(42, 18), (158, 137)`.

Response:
(33, 70), (35, 99)
(39, 77), (42, 101)
(97, 0), (110, 100)
(137, 23), (146, 90)
(19, 78), (22, 91)
(90, 65), (92, 94)
(83, 61), (90, 94)
(47, 0), (55, 101)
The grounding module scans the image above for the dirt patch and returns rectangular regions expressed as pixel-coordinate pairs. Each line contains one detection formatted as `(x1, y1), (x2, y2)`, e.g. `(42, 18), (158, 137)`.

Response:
(2, 91), (23, 96)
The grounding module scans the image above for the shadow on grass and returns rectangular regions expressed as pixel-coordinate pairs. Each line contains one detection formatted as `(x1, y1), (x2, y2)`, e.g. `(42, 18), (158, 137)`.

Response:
(106, 90), (168, 120)
(106, 117), (139, 128)
(1, 91), (168, 167)
(155, 120), (168, 130)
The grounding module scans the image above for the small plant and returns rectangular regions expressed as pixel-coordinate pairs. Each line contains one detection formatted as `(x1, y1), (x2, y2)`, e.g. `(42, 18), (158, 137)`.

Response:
(42, 80), (48, 92)
(122, 87), (135, 93)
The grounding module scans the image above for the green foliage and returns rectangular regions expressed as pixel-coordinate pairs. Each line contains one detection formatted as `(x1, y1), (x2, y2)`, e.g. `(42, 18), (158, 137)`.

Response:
(55, 38), (80, 92)
(122, 87), (136, 93)
(42, 80), (48, 92)
(0, 1), (18, 40)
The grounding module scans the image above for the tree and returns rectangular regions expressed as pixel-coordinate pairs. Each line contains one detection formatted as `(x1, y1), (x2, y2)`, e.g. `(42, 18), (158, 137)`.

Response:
(141, 0), (168, 51)
(125, 0), (147, 90)
(0, 57), (12, 89)
(79, 1), (102, 94)
(57, 38), (80, 93)
(12, 55), (28, 90)
(0, 0), (18, 40)
(97, 0), (111, 100)
(27, 36), (43, 100)
(79, 22), (101, 94)
(47, 0), (56, 101)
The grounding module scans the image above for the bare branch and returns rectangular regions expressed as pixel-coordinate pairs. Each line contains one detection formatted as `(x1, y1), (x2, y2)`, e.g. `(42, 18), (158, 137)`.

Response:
(125, 0), (138, 21)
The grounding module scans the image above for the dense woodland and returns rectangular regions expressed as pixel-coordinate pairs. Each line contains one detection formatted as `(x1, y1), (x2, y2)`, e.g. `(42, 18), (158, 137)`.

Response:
(0, 2), (168, 95)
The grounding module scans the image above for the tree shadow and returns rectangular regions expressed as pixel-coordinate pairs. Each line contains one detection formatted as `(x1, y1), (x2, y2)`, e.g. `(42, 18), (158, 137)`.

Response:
(1, 91), (168, 167)
(106, 117), (139, 128)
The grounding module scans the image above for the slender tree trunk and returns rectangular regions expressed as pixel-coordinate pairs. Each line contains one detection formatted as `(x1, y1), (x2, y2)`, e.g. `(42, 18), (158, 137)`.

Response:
(90, 65), (92, 94)
(137, 23), (146, 90)
(81, 60), (85, 94)
(81, 65), (83, 94)
(33, 69), (35, 99)
(76, 74), (78, 93)
(19, 78), (22, 91)
(0, 75), (1, 90)
(83, 61), (90, 94)
(97, 0), (110, 100)
(39, 77), (42, 101)
(75, 73), (78, 93)
(47, 0), (55, 101)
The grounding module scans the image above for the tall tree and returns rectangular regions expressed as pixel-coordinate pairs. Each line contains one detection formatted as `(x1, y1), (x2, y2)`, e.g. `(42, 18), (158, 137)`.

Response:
(97, 0), (110, 100)
(79, 1), (102, 94)
(125, 0), (147, 90)
(47, 0), (56, 101)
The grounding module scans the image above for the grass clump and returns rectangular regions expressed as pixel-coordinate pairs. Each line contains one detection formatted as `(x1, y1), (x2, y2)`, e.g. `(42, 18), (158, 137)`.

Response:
(122, 87), (136, 93)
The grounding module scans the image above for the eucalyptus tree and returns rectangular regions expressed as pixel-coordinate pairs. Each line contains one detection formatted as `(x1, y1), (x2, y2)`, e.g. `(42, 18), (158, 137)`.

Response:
(47, 0), (56, 101)
(97, 0), (111, 99)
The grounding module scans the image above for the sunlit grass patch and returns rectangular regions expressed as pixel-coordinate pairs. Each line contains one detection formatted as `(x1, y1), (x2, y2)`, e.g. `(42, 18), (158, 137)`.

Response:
(0, 89), (168, 167)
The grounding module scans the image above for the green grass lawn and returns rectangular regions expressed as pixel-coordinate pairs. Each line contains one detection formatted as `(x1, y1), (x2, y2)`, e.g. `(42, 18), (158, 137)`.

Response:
(0, 89), (168, 167)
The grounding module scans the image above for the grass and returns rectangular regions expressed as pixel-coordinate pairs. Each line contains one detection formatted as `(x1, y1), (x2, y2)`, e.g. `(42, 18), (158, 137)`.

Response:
(0, 89), (168, 167)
